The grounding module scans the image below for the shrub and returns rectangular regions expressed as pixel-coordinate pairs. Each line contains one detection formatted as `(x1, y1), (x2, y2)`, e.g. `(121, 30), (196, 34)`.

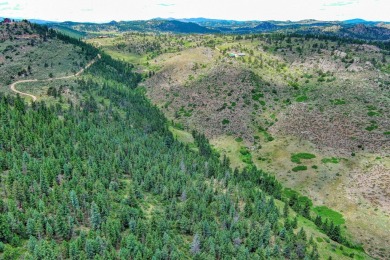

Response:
(252, 93), (263, 100)
(292, 165), (307, 172)
(330, 99), (346, 105)
(235, 137), (243, 142)
(239, 147), (252, 164)
(239, 147), (250, 156)
(321, 157), (340, 164)
(296, 96), (308, 102)
(366, 124), (378, 131)
(291, 153), (316, 163)
(367, 111), (380, 117)
(222, 119), (230, 125)
(288, 81), (299, 89)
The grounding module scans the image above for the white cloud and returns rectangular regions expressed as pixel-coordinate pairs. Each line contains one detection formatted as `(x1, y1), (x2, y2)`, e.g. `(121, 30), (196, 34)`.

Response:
(0, 0), (389, 22)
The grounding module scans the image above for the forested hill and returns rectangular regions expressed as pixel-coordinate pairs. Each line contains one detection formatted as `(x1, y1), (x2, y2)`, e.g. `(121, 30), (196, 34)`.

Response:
(0, 23), (368, 259)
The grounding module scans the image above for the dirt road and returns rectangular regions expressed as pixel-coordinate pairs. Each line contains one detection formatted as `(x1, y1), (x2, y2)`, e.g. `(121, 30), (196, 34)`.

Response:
(9, 54), (100, 102)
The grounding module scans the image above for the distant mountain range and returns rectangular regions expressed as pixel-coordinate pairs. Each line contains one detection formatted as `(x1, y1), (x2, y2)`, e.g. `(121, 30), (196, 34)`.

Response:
(3, 16), (390, 41)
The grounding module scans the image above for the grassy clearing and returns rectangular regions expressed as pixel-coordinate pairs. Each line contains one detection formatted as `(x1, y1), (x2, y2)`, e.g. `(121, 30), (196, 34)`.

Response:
(168, 126), (197, 151)
(283, 188), (313, 206)
(210, 135), (247, 169)
(104, 49), (147, 65)
(313, 206), (345, 225)
(291, 153), (316, 163)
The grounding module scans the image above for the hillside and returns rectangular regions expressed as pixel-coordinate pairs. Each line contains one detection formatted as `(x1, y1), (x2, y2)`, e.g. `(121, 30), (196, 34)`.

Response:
(0, 21), (373, 259)
(133, 34), (389, 258)
(0, 21), (93, 85)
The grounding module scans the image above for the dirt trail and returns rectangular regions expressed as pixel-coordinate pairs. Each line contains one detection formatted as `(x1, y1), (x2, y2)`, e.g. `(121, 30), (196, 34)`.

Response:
(9, 54), (101, 102)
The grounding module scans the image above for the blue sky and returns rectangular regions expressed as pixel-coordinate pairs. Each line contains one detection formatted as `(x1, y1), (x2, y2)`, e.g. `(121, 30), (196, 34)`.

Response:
(0, 0), (388, 22)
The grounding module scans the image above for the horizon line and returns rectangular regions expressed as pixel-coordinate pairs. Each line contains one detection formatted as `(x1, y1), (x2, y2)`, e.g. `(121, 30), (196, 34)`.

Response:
(2, 16), (390, 24)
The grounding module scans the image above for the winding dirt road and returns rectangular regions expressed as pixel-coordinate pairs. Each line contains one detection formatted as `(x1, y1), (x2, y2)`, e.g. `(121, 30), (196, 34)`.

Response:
(9, 54), (101, 102)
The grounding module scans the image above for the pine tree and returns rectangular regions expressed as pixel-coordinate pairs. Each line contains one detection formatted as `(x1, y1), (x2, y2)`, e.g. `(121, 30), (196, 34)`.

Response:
(283, 202), (289, 218)
(302, 201), (311, 219)
(190, 233), (201, 255)
(70, 190), (79, 209)
(314, 215), (322, 227)
(90, 202), (101, 230)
